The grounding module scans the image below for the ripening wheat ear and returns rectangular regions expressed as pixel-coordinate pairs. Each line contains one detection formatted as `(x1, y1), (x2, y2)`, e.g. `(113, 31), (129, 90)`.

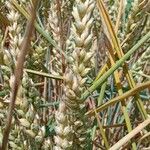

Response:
(2, 1), (50, 149)
(55, 0), (95, 149)
(4, 1), (23, 66)
(123, 0), (149, 51)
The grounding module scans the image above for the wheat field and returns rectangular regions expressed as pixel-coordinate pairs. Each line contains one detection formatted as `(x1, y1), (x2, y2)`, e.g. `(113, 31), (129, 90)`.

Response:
(0, 0), (150, 149)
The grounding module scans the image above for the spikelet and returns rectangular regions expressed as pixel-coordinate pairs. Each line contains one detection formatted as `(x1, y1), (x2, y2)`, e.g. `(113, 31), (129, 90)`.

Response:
(54, 101), (73, 149)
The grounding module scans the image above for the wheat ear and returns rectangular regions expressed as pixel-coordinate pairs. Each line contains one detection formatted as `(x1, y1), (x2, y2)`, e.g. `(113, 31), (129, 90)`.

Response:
(55, 0), (95, 149)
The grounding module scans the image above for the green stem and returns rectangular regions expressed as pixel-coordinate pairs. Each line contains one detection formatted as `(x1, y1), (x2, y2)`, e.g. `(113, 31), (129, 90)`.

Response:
(91, 81), (108, 147)
(25, 69), (63, 80)
(98, 82), (107, 106)
(86, 80), (150, 116)
(81, 31), (150, 101)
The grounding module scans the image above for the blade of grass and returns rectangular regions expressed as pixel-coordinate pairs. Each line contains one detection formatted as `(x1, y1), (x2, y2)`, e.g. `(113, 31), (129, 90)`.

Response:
(95, 64), (108, 81)
(103, 120), (143, 129)
(96, 0), (120, 49)
(108, 4), (138, 144)
(86, 80), (150, 116)
(25, 69), (63, 80)
(108, 47), (137, 149)
(98, 81), (107, 106)
(91, 81), (108, 148)
(91, 100), (110, 149)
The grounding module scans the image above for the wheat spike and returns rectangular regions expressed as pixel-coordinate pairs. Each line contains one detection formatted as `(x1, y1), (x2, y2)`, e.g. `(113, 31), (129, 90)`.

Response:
(55, 0), (95, 148)
(123, 0), (149, 51)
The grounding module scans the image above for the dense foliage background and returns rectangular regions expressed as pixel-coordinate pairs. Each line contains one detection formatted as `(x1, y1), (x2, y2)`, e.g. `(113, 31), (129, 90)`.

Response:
(0, 0), (150, 149)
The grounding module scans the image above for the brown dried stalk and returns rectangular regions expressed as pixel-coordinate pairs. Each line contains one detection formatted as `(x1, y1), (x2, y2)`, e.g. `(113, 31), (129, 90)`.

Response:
(109, 118), (150, 150)
(1, 1), (38, 150)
